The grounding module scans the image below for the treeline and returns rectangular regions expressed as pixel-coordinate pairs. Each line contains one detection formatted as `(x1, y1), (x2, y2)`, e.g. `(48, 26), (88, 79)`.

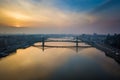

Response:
(105, 34), (120, 49)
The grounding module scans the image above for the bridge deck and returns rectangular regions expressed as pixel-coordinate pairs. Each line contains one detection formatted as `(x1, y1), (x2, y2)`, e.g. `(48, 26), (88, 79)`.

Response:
(33, 45), (92, 48)
(45, 40), (82, 42)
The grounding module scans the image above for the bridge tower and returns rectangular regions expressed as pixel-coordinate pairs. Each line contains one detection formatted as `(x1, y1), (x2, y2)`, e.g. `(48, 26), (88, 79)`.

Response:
(75, 36), (79, 53)
(76, 36), (78, 47)
(41, 36), (45, 51)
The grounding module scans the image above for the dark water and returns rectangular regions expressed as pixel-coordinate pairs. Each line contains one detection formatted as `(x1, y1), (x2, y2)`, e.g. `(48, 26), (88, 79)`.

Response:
(0, 38), (120, 80)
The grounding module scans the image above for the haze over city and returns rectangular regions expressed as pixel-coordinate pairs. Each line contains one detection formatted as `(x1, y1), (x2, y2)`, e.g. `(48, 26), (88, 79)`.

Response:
(0, 0), (120, 34)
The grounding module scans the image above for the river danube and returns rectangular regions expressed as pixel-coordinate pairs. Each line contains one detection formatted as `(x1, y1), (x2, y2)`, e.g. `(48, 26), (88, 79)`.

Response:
(0, 38), (120, 80)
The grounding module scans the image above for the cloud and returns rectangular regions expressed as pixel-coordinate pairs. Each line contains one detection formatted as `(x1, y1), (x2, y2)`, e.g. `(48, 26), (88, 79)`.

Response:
(90, 0), (120, 14)
(0, 0), (96, 28)
(0, 0), (120, 34)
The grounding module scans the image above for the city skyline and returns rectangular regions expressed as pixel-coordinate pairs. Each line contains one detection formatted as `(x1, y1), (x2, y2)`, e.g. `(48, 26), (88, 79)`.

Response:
(0, 0), (120, 34)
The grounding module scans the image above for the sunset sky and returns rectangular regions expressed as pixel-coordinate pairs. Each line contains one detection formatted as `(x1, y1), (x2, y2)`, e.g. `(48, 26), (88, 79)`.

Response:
(0, 0), (120, 34)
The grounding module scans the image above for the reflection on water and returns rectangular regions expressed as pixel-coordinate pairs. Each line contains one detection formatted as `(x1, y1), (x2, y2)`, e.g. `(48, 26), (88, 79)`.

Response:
(0, 40), (120, 80)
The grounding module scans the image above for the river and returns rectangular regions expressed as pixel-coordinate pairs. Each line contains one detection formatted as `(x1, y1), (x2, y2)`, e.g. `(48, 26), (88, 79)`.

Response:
(0, 38), (120, 80)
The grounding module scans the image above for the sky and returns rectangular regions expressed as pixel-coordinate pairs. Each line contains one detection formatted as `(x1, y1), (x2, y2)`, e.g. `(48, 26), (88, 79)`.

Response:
(0, 0), (120, 34)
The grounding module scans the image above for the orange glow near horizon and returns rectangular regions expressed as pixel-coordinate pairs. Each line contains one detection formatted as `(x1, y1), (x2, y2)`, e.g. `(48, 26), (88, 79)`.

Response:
(0, 9), (95, 28)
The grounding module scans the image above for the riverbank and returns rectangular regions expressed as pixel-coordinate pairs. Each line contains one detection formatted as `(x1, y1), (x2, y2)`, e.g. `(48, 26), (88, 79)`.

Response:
(0, 34), (43, 58)
(81, 38), (120, 64)
(0, 43), (34, 58)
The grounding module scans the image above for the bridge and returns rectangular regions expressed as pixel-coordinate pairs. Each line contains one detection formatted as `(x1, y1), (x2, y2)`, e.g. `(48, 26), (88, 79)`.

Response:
(33, 36), (92, 52)
(41, 36), (81, 48)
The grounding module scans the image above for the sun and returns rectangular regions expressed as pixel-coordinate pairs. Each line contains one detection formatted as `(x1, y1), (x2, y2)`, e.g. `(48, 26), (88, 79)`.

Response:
(15, 24), (21, 28)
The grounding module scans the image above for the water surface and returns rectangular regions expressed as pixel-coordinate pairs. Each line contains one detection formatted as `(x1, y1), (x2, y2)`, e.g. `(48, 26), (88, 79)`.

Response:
(0, 39), (120, 80)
